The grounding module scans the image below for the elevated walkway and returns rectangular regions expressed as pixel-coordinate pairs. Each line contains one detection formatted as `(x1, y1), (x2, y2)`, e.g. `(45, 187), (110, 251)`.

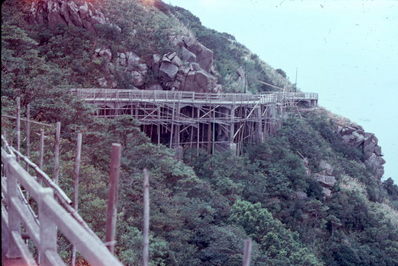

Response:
(71, 88), (318, 154)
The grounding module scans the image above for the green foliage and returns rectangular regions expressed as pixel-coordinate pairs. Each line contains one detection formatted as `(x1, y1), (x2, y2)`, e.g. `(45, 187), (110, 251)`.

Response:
(229, 200), (322, 266)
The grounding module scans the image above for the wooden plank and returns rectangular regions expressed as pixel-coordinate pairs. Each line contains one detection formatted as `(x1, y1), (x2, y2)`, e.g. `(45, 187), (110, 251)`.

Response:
(10, 231), (38, 266)
(4, 152), (22, 259)
(44, 196), (123, 266)
(44, 249), (66, 266)
(105, 143), (122, 254)
(38, 189), (57, 266)
(9, 146), (72, 204)
(10, 197), (40, 245)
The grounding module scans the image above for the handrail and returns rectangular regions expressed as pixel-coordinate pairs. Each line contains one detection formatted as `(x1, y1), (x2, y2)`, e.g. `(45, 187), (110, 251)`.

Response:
(1, 147), (123, 266)
(70, 88), (318, 104)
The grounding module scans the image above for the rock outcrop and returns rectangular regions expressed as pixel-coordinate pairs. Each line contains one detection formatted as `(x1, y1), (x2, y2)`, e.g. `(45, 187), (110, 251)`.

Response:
(151, 45), (220, 92)
(30, 0), (121, 33)
(337, 124), (385, 179)
(30, 1), (220, 92)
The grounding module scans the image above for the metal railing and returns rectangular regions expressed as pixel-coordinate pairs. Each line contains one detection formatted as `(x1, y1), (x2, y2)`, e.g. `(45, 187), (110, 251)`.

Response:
(1, 139), (123, 266)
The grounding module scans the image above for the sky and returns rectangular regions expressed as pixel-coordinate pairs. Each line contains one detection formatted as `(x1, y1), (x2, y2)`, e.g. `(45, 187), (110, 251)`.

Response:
(168, 0), (398, 183)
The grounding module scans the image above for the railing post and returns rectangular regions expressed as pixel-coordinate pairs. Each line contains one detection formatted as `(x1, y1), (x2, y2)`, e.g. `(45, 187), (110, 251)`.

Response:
(5, 153), (22, 259)
(242, 238), (252, 266)
(38, 188), (57, 266)
(39, 128), (45, 169)
(71, 133), (83, 266)
(53, 121), (61, 184)
(105, 143), (122, 254)
(16, 97), (21, 158)
(142, 169), (150, 266)
(26, 104), (31, 161)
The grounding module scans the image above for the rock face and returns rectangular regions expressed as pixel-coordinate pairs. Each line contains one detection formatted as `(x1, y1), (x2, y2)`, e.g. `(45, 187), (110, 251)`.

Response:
(30, 0), (120, 33)
(30, 1), (220, 92)
(337, 124), (385, 179)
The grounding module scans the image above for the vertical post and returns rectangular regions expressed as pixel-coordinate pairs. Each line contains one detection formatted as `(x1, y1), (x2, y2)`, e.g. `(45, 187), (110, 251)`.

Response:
(105, 143), (122, 254)
(53, 121), (61, 184)
(197, 107), (200, 153)
(5, 154), (22, 259)
(26, 104), (31, 159)
(38, 188), (57, 265)
(39, 129), (44, 169)
(16, 97), (21, 158)
(71, 133), (82, 266)
(256, 106), (263, 143)
(212, 111), (215, 154)
(157, 107), (161, 146)
(242, 239), (252, 266)
(142, 169), (150, 266)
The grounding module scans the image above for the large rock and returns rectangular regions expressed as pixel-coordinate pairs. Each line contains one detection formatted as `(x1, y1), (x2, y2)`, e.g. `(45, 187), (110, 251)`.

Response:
(337, 123), (385, 179)
(186, 42), (214, 72)
(182, 69), (217, 92)
(126, 52), (141, 69)
(159, 61), (179, 81)
(314, 174), (336, 188)
(181, 46), (197, 62)
(319, 160), (334, 176)
(365, 153), (385, 179)
(131, 71), (145, 87)
(30, 0), (115, 33)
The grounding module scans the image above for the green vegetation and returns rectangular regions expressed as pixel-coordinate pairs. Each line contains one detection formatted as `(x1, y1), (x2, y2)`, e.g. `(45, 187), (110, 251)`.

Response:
(1, 0), (398, 265)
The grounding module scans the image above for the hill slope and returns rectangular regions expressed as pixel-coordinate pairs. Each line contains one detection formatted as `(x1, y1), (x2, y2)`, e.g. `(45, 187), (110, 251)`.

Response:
(1, 0), (397, 265)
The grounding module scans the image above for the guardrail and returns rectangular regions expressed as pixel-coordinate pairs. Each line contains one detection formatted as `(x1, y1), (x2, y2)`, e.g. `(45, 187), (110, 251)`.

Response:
(1, 144), (123, 266)
(70, 88), (318, 104)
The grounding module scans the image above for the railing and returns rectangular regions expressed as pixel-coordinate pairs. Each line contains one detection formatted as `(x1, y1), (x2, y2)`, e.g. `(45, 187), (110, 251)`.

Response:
(1, 139), (123, 266)
(70, 88), (318, 105)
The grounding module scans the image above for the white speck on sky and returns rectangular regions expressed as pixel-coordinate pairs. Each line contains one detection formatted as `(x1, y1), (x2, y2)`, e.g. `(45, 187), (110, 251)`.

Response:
(168, 0), (398, 183)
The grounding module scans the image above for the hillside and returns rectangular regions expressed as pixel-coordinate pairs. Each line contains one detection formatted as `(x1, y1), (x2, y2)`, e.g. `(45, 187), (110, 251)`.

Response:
(1, 0), (398, 265)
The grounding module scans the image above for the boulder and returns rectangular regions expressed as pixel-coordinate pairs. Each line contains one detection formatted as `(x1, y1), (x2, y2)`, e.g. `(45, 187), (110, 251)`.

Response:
(365, 153), (385, 179)
(181, 46), (197, 62)
(126, 51), (141, 69)
(171, 55), (183, 67)
(314, 174), (336, 188)
(30, 0), (114, 33)
(117, 53), (127, 67)
(97, 77), (108, 87)
(319, 160), (334, 176)
(295, 191), (308, 200)
(186, 42), (214, 72)
(131, 71), (145, 87)
(322, 188), (332, 197)
(159, 61), (179, 80)
(181, 70), (217, 92)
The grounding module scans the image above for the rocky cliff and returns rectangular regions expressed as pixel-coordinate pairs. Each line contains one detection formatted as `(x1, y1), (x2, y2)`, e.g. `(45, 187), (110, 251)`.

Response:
(29, 0), (222, 92)
(337, 123), (385, 179)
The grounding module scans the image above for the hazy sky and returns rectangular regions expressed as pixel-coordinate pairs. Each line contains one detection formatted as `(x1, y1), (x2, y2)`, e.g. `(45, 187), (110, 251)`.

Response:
(168, 0), (398, 182)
